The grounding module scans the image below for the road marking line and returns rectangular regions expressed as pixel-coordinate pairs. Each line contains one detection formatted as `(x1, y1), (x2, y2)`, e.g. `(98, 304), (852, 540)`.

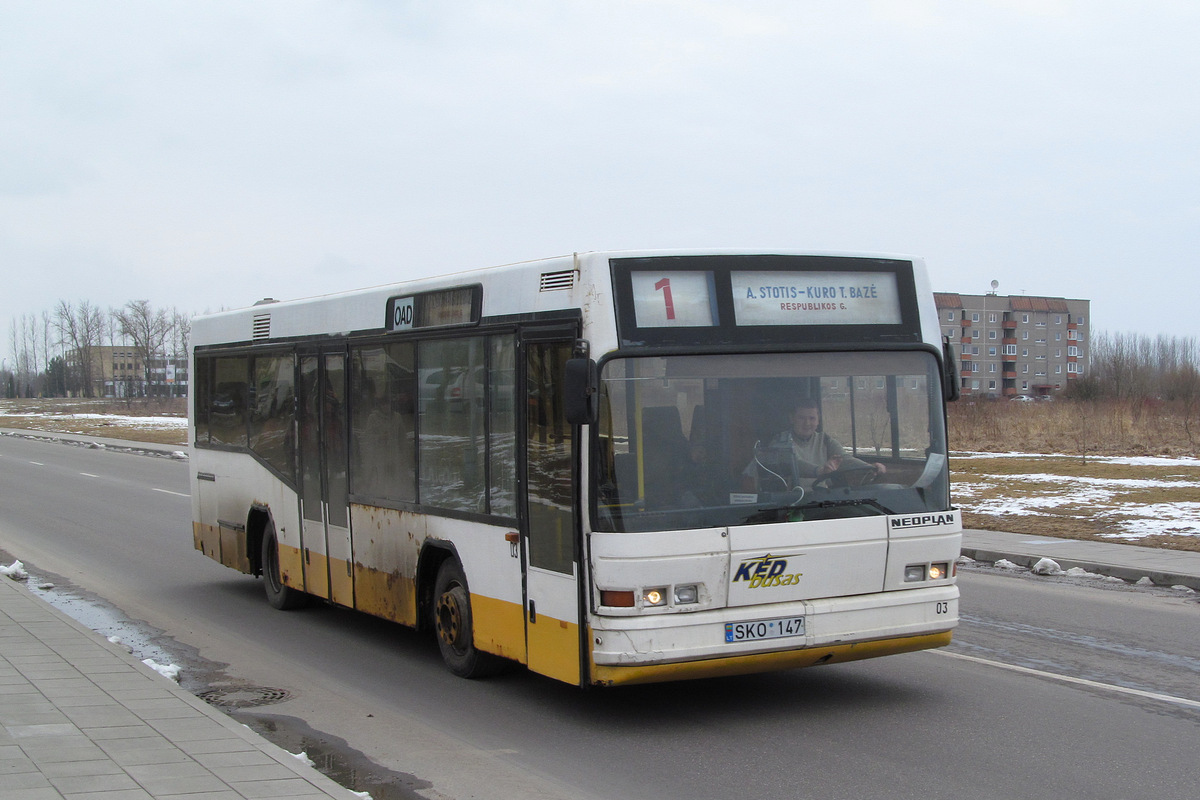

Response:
(933, 649), (1200, 710)
(80, 472), (100, 478)
(151, 488), (189, 498)
(29, 461), (44, 466)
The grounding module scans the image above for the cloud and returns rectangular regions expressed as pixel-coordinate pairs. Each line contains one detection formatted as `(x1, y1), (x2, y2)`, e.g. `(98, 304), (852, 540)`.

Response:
(2, 0), (1199, 358)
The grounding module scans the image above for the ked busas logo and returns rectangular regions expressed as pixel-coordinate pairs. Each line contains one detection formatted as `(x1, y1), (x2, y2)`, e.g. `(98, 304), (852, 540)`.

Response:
(732, 553), (803, 589)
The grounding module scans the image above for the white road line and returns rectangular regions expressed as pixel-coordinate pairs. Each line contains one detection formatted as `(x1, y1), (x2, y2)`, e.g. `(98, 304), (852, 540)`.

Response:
(933, 649), (1200, 710)
(29, 461), (44, 466)
(80, 472), (100, 478)
(151, 487), (189, 498)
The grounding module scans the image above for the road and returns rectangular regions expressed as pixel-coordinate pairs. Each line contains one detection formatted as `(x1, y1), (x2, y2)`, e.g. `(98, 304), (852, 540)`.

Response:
(1, 432), (1197, 800)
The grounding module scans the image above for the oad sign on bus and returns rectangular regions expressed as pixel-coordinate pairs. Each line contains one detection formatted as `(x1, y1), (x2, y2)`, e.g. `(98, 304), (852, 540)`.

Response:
(390, 296), (415, 331)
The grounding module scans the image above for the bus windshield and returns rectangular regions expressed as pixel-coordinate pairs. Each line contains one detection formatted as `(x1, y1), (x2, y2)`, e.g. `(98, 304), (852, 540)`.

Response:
(595, 350), (950, 533)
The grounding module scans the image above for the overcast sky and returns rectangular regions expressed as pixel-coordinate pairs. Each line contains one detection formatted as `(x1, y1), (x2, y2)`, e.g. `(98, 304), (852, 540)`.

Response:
(3, 0), (1198, 364)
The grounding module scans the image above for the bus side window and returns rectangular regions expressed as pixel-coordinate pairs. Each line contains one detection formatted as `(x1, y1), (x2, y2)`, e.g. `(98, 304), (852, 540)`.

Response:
(211, 356), (248, 447)
(350, 343), (416, 504)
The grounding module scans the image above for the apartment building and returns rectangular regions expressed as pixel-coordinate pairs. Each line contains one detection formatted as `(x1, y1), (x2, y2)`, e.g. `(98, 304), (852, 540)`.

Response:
(934, 292), (1090, 398)
(66, 345), (188, 398)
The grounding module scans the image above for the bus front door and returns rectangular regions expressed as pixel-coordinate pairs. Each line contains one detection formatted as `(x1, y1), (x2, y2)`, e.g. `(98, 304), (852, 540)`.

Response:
(522, 339), (583, 685)
(297, 351), (354, 607)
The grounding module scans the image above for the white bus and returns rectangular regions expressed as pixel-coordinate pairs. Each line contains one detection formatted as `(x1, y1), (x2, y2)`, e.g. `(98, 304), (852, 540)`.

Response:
(189, 250), (961, 687)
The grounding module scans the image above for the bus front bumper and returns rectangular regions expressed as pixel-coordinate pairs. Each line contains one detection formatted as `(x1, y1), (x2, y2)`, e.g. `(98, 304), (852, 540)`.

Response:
(587, 584), (958, 686)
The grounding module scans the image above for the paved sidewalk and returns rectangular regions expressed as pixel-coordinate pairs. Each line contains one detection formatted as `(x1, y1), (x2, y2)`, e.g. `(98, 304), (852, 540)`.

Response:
(962, 529), (1200, 591)
(0, 574), (361, 800)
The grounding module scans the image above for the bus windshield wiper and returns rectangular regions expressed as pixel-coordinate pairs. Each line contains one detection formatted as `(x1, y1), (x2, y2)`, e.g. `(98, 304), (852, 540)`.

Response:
(793, 497), (894, 515)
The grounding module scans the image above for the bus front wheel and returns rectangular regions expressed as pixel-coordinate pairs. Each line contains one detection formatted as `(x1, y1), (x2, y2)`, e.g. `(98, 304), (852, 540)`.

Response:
(262, 522), (307, 611)
(433, 559), (504, 678)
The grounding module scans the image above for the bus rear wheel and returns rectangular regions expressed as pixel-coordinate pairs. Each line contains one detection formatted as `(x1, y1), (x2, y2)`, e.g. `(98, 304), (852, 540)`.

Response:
(433, 559), (504, 678)
(262, 522), (307, 611)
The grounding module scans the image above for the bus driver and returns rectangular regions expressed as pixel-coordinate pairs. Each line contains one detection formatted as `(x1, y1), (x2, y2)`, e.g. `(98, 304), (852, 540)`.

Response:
(742, 397), (886, 491)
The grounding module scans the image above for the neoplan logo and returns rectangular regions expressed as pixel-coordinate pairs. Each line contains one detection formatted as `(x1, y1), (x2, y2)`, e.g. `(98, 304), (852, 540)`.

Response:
(889, 512), (957, 529)
(732, 554), (803, 589)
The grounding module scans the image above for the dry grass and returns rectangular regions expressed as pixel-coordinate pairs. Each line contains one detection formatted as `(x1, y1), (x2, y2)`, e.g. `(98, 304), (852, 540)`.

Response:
(0, 397), (188, 446)
(947, 399), (1200, 551)
(952, 454), (1200, 553)
(948, 397), (1200, 458)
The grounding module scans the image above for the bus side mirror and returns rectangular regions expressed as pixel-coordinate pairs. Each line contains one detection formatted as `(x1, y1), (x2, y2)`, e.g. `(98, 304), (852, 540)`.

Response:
(564, 358), (598, 425)
(943, 337), (961, 402)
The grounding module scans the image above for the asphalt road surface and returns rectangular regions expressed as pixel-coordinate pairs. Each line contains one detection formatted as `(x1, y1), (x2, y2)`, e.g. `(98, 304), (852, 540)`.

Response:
(1, 432), (1197, 800)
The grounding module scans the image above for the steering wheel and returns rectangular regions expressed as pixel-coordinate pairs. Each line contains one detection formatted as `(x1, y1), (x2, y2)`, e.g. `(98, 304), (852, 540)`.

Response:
(814, 464), (879, 489)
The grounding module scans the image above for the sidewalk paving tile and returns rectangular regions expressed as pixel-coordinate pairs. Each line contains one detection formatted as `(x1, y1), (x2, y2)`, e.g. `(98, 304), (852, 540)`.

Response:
(49, 771), (141, 795)
(0, 576), (361, 800)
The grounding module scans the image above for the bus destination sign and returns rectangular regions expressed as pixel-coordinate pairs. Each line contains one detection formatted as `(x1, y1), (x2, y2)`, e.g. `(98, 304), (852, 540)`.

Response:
(386, 285), (480, 333)
(731, 271), (902, 326)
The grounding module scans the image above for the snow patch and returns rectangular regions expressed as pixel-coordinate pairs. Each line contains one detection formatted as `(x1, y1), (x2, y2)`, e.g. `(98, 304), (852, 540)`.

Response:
(1, 560), (28, 580)
(142, 658), (181, 682)
(953, 452), (1200, 542)
(1030, 557), (1065, 576)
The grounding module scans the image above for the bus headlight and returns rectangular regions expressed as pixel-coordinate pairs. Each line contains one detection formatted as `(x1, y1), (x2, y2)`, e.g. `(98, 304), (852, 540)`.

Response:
(643, 588), (668, 607)
(929, 562), (949, 581)
(904, 564), (926, 582)
(673, 584), (699, 604)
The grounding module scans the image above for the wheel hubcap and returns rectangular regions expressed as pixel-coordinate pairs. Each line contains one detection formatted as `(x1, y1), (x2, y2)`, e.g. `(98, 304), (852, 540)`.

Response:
(436, 587), (464, 650)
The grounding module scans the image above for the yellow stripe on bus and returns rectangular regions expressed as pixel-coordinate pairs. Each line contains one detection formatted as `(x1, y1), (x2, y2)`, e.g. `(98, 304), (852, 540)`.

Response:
(471, 594), (529, 664)
(528, 611), (581, 685)
(589, 631), (953, 686)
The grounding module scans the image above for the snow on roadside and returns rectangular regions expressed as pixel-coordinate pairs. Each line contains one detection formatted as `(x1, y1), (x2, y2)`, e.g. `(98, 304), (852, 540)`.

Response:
(142, 658), (182, 681)
(1, 411), (186, 430)
(952, 452), (1200, 541)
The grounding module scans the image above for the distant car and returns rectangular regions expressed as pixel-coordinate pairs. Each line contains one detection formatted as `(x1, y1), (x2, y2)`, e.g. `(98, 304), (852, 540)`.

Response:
(1010, 395), (1034, 402)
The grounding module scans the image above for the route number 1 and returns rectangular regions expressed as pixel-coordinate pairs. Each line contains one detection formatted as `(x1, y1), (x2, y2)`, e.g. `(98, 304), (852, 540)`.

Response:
(654, 278), (676, 321)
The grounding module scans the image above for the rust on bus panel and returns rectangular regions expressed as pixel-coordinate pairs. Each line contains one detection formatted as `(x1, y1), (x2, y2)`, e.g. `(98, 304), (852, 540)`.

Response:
(194, 521), (220, 562)
(350, 504), (423, 627)
(194, 520), (254, 575)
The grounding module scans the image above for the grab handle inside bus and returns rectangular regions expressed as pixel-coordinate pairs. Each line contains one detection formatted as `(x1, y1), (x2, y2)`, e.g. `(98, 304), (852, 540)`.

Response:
(564, 357), (598, 425)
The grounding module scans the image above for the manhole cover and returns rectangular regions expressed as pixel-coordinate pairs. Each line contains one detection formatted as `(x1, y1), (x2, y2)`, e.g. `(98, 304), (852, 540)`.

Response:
(197, 686), (294, 708)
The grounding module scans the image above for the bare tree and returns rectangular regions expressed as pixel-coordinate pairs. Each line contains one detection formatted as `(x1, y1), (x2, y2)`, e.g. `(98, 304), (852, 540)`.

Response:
(12, 314), (40, 397)
(113, 300), (170, 400)
(168, 309), (191, 399)
(40, 311), (56, 395)
(7, 318), (20, 398)
(55, 300), (106, 397)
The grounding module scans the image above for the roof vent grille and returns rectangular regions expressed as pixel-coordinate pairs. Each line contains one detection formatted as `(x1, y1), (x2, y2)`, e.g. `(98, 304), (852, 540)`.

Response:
(252, 313), (272, 341)
(540, 270), (577, 292)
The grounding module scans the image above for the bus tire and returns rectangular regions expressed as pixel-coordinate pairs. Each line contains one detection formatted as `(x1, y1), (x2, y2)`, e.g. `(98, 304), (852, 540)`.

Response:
(433, 559), (504, 678)
(262, 521), (307, 611)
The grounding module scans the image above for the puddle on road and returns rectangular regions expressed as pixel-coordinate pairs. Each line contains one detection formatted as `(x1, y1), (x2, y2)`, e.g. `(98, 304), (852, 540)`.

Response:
(233, 710), (431, 800)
